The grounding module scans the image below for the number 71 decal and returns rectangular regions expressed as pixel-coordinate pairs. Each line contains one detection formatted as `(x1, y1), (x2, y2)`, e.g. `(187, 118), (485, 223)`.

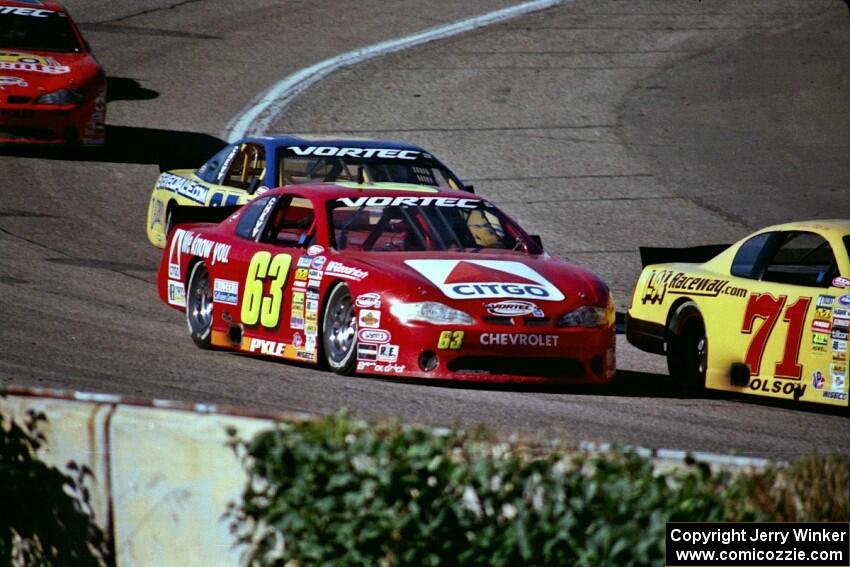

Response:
(741, 293), (811, 379)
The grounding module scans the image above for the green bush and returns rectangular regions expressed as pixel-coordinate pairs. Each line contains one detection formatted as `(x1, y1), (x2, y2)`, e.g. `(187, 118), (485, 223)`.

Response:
(228, 415), (847, 567)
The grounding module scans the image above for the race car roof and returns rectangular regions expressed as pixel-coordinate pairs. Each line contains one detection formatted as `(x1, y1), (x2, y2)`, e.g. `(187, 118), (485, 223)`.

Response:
(246, 135), (434, 155)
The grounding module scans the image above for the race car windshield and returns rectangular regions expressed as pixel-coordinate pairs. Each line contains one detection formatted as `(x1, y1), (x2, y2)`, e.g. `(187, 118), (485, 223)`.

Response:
(280, 155), (459, 189)
(328, 197), (542, 254)
(0, 11), (82, 53)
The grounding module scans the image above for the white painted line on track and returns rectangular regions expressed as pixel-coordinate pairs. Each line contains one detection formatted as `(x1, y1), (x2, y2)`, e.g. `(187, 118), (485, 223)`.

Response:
(578, 441), (776, 469)
(223, 0), (569, 142)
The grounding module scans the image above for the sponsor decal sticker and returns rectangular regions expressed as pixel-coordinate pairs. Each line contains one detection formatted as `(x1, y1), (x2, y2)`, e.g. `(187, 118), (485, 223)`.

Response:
(252, 197), (278, 239)
(0, 76), (27, 87)
(156, 172), (210, 205)
(305, 299), (319, 312)
(812, 332), (829, 353)
(295, 268), (309, 281)
(833, 307), (849, 319)
(484, 300), (543, 317)
(307, 279), (322, 289)
(640, 268), (747, 304)
(480, 333), (559, 347)
(306, 290), (320, 300)
(326, 261), (369, 281)
(337, 196), (481, 209)
(287, 146), (420, 160)
(311, 256), (327, 270)
(747, 377), (806, 398)
(0, 7), (54, 17)
(290, 317), (305, 330)
(812, 319), (832, 333)
(305, 335), (316, 351)
(293, 332), (303, 349)
(837, 295), (850, 307)
(216, 146), (240, 184)
(832, 338), (847, 353)
(358, 329), (391, 344)
(213, 279), (239, 305)
(297, 256), (313, 268)
(248, 337), (286, 357)
(355, 293), (382, 309)
(832, 276), (850, 289)
(815, 308), (833, 320)
(357, 343), (377, 361)
(0, 51), (69, 74)
(305, 321), (317, 334)
(817, 294), (836, 309)
(167, 281), (185, 307)
(822, 391), (847, 401)
(405, 260), (564, 301)
(307, 244), (325, 256)
(296, 351), (315, 362)
(358, 309), (381, 328)
(308, 269), (323, 280)
(812, 370), (825, 390)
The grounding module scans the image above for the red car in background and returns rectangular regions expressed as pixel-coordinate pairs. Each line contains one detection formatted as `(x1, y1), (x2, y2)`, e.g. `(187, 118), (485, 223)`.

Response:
(158, 184), (616, 384)
(0, 0), (106, 147)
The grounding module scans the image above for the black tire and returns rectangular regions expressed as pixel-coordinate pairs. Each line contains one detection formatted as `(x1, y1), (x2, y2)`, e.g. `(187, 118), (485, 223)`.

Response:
(186, 262), (213, 349)
(666, 301), (707, 396)
(322, 283), (357, 374)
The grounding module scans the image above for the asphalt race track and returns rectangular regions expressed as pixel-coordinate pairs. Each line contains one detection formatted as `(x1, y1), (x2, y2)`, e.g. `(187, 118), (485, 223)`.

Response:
(1, 0), (847, 460)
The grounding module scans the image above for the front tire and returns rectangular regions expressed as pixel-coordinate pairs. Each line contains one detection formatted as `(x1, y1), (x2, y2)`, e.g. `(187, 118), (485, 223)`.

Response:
(666, 301), (707, 396)
(186, 262), (213, 349)
(322, 284), (357, 374)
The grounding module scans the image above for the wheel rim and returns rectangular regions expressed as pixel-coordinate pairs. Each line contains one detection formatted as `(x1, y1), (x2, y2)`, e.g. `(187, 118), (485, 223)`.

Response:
(326, 291), (355, 363)
(696, 336), (707, 374)
(188, 266), (212, 335)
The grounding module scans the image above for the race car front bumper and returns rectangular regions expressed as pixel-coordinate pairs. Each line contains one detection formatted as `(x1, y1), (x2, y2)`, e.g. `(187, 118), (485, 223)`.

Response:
(0, 89), (106, 146)
(355, 323), (616, 384)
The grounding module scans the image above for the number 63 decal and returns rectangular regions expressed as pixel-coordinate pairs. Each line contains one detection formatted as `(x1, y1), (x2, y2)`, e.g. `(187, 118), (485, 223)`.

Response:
(241, 252), (293, 328)
(741, 293), (811, 379)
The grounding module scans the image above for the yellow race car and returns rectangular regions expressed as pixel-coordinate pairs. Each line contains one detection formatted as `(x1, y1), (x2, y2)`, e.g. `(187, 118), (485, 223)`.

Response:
(626, 220), (849, 408)
(145, 135), (469, 247)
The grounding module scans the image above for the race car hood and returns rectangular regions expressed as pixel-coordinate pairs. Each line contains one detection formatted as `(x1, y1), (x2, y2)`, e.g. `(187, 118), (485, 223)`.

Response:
(0, 50), (102, 96)
(333, 250), (610, 316)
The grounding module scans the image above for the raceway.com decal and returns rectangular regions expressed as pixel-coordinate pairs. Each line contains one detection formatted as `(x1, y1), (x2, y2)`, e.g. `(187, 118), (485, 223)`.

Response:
(404, 260), (565, 301)
(0, 51), (70, 75)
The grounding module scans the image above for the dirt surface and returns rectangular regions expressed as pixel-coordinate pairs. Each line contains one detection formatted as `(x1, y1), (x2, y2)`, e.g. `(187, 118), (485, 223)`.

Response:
(0, 0), (847, 460)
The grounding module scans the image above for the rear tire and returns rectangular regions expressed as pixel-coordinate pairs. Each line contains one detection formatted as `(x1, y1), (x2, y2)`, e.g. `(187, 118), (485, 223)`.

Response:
(186, 262), (213, 349)
(666, 301), (707, 396)
(322, 284), (357, 375)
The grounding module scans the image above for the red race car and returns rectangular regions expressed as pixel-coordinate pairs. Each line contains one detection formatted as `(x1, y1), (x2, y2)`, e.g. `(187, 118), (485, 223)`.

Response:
(158, 184), (616, 383)
(0, 0), (106, 147)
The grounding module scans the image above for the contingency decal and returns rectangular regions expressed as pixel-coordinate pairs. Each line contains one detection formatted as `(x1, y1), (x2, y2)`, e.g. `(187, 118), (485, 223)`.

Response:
(0, 76), (27, 87)
(404, 260), (565, 301)
(213, 279), (239, 305)
(0, 51), (68, 74)
(337, 196), (481, 209)
(0, 7), (54, 17)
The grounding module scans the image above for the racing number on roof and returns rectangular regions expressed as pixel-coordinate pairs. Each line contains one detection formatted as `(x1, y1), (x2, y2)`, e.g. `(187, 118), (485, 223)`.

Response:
(241, 252), (292, 328)
(741, 293), (811, 379)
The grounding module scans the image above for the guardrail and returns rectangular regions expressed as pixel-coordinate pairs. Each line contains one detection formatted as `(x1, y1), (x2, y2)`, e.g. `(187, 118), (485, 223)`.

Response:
(0, 386), (310, 567)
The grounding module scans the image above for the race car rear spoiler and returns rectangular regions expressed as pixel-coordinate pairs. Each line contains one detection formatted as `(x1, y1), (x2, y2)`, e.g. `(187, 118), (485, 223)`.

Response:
(639, 244), (731, 268)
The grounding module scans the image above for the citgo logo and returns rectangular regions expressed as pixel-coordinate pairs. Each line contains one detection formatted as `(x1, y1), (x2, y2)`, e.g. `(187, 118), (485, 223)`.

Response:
(404, 260), (564, 301)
